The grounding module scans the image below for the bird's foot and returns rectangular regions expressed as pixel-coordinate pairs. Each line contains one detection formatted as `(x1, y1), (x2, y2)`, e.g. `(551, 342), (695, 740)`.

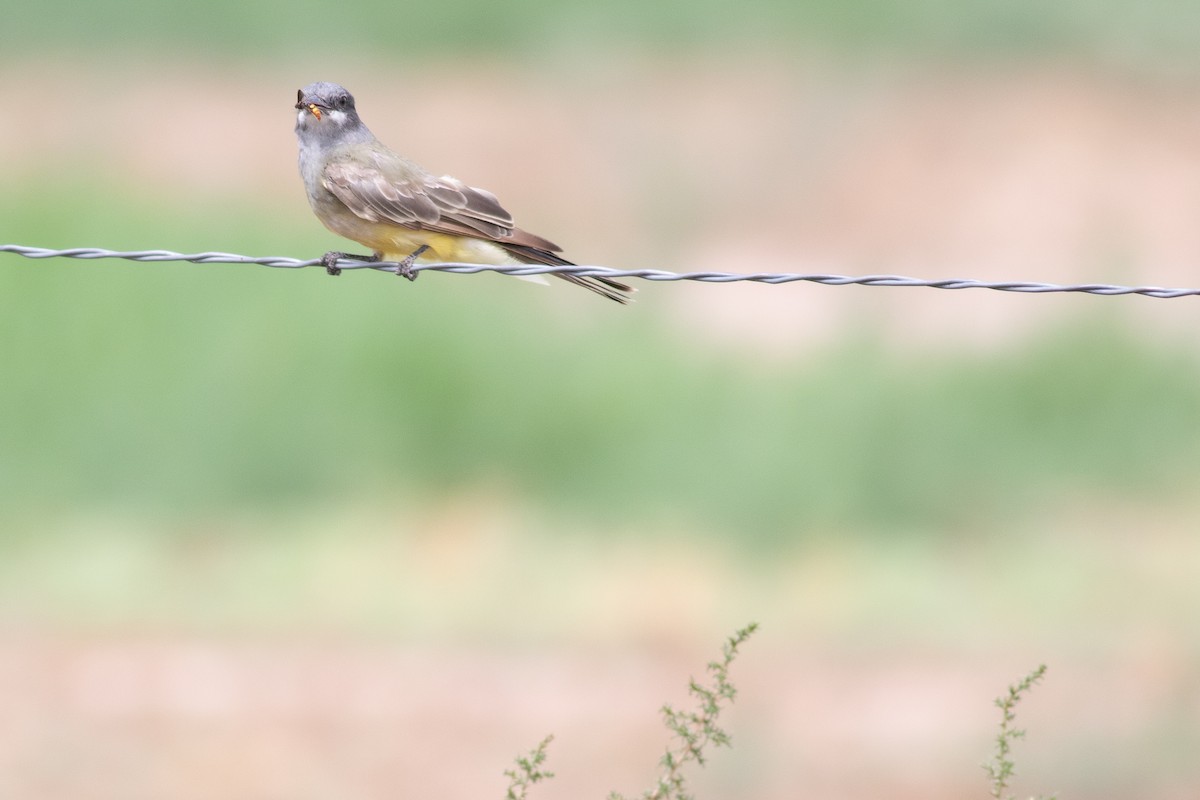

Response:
(320, 251), (378, 276)
(394, 245), (430, 282)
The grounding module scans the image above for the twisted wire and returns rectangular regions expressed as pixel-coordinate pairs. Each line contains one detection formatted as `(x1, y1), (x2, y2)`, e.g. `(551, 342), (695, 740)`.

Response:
(2, 243), (1198, 299)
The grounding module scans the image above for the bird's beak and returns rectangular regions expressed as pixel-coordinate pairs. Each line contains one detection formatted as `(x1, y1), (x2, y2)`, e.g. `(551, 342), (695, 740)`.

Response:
(294, 90), (323, 120)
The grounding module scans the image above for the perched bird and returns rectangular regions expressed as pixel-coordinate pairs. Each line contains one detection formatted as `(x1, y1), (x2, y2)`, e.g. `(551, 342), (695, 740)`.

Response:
(294, 81), (632, 303)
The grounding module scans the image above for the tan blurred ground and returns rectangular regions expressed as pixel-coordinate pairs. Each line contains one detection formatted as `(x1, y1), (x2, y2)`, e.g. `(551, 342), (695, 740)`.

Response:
(3, 636), (1193, 800)
(1, 502), (1198, 799)
(4, 55), (1200, 799)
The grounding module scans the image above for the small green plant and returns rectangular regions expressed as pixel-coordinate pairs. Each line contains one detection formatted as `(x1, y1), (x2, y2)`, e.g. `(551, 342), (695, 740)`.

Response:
(611, 622), (759, 800)
(504, 735), (555, 800)
(504, 634), (1057, 800)
(502, 623), (758, 800)
(983, 664), (1055, 800)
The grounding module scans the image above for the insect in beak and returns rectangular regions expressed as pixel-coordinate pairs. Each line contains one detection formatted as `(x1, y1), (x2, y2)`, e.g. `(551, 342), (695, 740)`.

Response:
(294, 90), (323, 120)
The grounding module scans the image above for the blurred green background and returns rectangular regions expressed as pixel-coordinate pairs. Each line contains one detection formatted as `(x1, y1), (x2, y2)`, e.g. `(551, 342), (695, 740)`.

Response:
(2, 1), (1200, 799)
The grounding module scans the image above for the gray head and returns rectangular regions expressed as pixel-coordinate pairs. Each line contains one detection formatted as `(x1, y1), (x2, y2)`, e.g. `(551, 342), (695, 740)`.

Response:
(294, 82), (372, 148)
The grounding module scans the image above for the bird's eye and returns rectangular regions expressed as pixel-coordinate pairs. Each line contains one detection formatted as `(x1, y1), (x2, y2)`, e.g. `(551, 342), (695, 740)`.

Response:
(337, 95), (348, 108)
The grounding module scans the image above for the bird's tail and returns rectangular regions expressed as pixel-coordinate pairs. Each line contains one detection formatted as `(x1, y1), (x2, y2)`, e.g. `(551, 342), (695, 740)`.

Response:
(502, 244), (634, 304)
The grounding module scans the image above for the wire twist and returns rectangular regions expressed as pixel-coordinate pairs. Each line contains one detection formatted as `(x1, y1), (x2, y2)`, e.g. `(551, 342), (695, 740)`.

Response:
(2, 243), (1197, 299)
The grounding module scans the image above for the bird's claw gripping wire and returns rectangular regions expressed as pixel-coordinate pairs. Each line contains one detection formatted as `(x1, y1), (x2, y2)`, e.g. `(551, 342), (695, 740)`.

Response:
(320, 251), (378, 276)
(319, 246), (425, 280)
(393, 245), (429, 281)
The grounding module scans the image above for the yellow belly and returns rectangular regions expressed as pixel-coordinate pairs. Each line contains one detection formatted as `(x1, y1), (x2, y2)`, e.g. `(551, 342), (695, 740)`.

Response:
(328, 214), (514, 265)
(378, 230), (471, 263)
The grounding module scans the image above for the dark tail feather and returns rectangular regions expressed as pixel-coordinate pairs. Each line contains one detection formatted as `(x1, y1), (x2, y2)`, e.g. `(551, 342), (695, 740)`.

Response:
(502, 244), (635, 305)
(554, 272), (635, 304)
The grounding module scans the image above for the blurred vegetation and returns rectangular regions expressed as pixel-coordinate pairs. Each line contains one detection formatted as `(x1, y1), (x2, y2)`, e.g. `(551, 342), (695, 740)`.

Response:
(5, 0), (1200, 540)
(4, 0), (1200, 70)
(3, 175), (1200, 541)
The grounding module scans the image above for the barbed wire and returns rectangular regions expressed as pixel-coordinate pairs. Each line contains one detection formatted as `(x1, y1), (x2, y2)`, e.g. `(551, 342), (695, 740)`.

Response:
(3, 243), (1199, 299)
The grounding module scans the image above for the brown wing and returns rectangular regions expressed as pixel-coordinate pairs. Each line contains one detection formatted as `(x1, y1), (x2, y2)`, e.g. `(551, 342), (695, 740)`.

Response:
(322, 159), (562, 252)
(323, 153), (634, 304)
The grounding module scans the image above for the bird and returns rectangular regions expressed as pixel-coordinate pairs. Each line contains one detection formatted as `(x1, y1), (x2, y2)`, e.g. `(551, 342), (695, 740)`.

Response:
(293, 81), (633, 304)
